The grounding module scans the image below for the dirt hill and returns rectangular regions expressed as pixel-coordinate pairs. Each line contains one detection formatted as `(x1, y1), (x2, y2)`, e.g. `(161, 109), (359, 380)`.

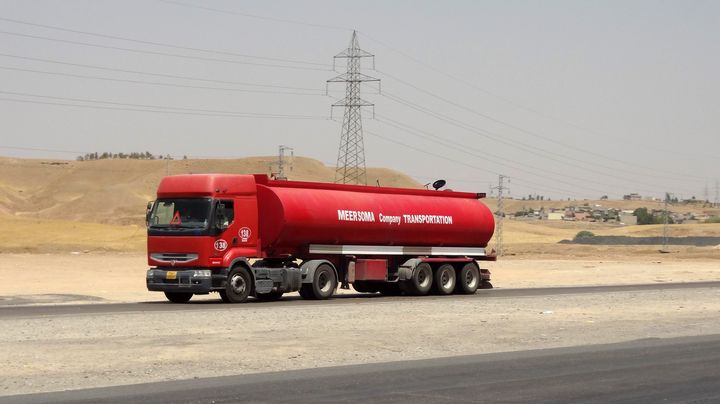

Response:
(0, 156), (421, 225)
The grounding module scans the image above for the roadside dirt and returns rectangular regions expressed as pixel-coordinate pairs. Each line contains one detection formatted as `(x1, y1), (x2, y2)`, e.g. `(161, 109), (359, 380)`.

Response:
(1, 253), (719, 305)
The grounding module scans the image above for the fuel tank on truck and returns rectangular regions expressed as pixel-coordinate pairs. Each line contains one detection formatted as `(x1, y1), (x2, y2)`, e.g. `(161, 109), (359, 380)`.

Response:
(254, 175), (495, 254)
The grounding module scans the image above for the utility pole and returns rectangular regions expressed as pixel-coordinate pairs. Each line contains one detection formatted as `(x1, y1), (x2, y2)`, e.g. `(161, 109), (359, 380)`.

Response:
(491, 175), (509, 256)
(661, 192), (673, 253)
(271, 145), (293, 180)
(715, 180), (719, 208)
(327, 31), (379, 185)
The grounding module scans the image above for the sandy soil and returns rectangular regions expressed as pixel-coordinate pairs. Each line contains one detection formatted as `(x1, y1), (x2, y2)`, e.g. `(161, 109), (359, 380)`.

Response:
(0, 253), (719, 305)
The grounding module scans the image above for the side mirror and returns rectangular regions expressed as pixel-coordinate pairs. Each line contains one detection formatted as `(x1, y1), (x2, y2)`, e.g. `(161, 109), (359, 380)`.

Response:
(145, 201), (154, 227)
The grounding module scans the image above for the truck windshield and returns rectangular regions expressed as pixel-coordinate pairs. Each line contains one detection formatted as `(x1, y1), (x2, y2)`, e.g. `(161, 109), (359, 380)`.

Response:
(149, 198), (212, 228)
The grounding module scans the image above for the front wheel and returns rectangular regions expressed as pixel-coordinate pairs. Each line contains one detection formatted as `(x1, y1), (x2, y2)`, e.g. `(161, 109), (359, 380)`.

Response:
(164, 291), (192, 303)
(223, 266), (252, 303)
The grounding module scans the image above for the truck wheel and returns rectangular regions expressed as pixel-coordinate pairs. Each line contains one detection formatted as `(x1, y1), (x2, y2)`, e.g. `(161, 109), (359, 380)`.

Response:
(433, 264), (456, 295)
(255, 290), (284, 301)
(403, 263), (433, 295)
(224, 266), (252, 303)
(164, 292), (192, 303)
(455, 263), (480, 294)
(218, 290), (230, 303)
(301, 264), (337, 300)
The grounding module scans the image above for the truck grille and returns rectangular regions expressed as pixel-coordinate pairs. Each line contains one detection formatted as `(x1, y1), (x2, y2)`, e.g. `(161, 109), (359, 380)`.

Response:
(150, 253), (199, 264)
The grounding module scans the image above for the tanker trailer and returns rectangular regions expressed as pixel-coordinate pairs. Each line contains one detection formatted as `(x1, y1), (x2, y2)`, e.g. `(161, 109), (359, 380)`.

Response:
(146, 174), (495, 303)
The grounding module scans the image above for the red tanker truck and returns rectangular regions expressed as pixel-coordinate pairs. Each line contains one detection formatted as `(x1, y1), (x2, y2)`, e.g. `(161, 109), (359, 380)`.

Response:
(146, 174), (496, 303)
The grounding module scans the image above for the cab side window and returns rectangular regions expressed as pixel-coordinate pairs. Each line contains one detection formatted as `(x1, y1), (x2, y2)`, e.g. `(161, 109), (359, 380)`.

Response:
(220, 200), (234, 226)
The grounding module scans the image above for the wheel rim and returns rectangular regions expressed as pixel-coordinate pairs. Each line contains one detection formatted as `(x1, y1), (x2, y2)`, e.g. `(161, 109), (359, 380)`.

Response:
(465, 269), (478, 289)
(318, 271), (332, 294)
(417, 268), (430, 288)
(230, 274), (246, 295)
(440, 269), (453, 289)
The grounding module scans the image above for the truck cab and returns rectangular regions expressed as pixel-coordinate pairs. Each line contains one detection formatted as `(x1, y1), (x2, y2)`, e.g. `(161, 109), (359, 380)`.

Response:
(145, 175), (260, 303)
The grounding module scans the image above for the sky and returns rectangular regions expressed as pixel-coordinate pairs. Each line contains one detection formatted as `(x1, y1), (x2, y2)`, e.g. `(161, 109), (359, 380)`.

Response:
(0, 0), (718, 200)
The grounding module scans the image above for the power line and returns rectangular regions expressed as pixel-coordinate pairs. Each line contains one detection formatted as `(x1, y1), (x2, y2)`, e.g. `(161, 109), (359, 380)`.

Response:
(373, 115), (617, 197)
(364, 129), (583, 197)
(158, 0), (350, 32)
(0, 90), (328, 120)
(0, 30), (330, 72)
(0, 16), (332, 67)
(377, 70), (706, 182)
(0, 65), (325, 96)
(377, 88), (703, 196)
(0, 53), (323, 91)
(362, 32), (720, 164)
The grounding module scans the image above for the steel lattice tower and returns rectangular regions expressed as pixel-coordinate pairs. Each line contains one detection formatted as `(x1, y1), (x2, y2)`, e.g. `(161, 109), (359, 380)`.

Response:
(491, 175), (509, 256)
(327, 31), (379, 185)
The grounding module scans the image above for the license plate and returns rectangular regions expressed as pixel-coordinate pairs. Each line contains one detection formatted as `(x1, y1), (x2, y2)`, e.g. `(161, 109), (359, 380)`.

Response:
(166, 271), (177, 280)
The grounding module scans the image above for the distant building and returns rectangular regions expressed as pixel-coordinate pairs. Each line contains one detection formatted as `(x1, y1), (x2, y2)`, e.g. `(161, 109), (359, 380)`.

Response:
(623, 193), (642, 201)
(547, 212), (564, 221)
(618, 212), (637, 225)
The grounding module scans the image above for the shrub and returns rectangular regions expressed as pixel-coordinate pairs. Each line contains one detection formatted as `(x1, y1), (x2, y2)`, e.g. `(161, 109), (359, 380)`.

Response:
(574, 231), (595, 241)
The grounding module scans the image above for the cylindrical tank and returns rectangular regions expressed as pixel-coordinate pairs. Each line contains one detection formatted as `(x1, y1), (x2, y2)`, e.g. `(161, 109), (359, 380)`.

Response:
(256, 179), (495, 253)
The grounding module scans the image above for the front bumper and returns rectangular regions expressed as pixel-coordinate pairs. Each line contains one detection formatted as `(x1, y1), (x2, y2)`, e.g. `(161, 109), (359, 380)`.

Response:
(146, 268), (217, 293)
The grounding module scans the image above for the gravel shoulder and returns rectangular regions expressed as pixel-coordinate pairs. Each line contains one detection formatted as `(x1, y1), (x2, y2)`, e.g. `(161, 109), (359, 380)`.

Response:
(2, 253), (720, 397)
(2, 287), (720, 396)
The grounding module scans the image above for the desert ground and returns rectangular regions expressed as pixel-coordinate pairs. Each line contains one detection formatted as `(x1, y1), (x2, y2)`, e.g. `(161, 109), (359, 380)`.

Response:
(1, 157), (719, 397)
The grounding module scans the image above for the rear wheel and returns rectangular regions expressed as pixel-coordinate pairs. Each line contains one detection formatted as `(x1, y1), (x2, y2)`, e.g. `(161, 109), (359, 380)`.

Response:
(433, 264), (456, 295)
(164, 292), (192, 303)
(300, 264), (337, 300)
(402, 263), (433, 295)
(223, 266), (252, 303)
(455, 263), (480, 294)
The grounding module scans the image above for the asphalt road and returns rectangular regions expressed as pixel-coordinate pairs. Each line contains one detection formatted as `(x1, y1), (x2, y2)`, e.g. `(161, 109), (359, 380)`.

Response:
(1, 280), (719, 318)
(5, 334), (720, 403)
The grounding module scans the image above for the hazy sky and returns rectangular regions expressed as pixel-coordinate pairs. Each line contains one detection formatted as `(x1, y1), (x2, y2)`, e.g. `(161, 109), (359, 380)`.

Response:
(0, 0), (718, 200)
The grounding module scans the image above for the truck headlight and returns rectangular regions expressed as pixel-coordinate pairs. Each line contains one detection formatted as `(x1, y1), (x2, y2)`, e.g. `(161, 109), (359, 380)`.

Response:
(146, 269), (157, 279)
(192, 270), (211, 278)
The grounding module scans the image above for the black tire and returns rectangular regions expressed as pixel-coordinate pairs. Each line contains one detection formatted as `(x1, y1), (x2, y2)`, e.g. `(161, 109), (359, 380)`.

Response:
(298, 286), (314, 299)
(164, 292), (192, 303)
(455, 262), (480, 294)
(224, 266), (252, 303)
(255, 290), (284, 301)
(432, 264), (456, 295)
(301, 264), (337, 300)
(402, 263), (433, 296)
(218, 290), (231, 303)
